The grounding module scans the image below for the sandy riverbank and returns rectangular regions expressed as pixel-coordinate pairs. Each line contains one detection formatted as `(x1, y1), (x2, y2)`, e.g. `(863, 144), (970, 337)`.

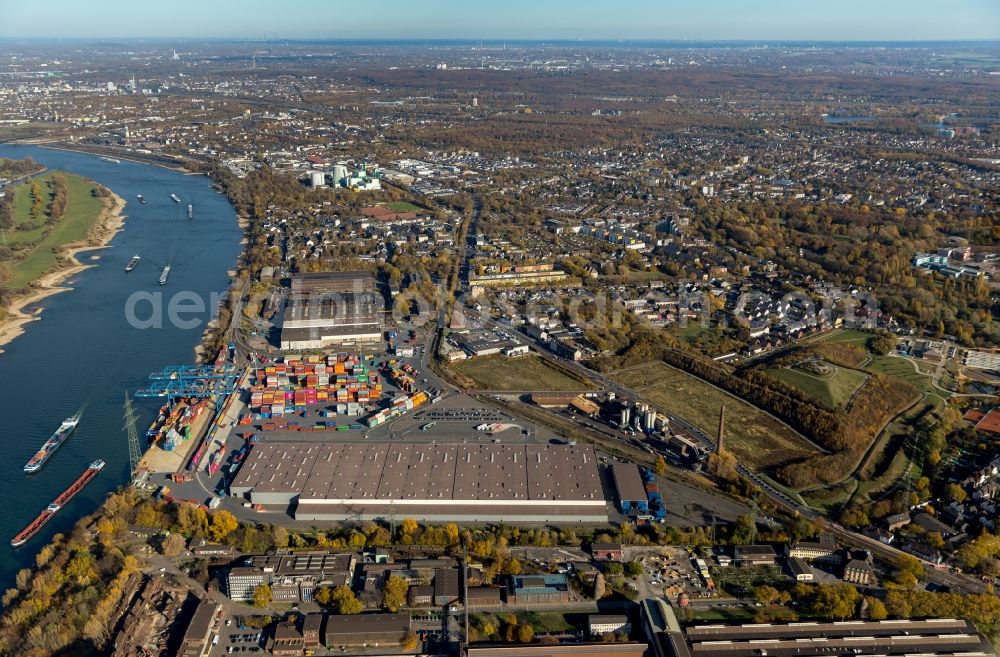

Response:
(0, 188), (127, 353)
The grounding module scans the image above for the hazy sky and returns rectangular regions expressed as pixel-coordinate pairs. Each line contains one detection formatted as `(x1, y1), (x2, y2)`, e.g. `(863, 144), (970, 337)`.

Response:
(0, 0), (998, 41)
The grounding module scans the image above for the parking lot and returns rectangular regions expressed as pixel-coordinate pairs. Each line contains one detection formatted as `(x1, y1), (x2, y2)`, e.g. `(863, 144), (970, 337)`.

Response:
(208, 618), (264, 656)
(412, 612), (447, 644)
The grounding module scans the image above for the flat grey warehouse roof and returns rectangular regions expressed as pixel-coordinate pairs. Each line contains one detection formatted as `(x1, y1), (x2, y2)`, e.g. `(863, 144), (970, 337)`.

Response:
(229, 442), (607, 522)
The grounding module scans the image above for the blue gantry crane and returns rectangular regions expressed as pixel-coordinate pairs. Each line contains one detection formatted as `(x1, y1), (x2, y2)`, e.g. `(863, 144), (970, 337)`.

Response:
(134, 365), (241, 400)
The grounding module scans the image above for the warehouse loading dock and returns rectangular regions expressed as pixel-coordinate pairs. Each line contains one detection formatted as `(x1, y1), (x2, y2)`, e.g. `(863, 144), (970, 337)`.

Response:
(611, 463), (649, 513)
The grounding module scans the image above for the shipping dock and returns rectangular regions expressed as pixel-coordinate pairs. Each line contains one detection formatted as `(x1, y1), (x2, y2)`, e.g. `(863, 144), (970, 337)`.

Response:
(146, 404), (169, 439)
(139, 396), (218, 474)
(159, 265), (170, 285)
(136, 362), (250, 476)
(125, 255), (141, 272)
(23, 413), (81, 473)
(11, 460), (105, 547)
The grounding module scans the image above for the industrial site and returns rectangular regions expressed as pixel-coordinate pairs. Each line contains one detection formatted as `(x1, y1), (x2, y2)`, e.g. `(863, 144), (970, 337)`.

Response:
(1, 14), (999, 657)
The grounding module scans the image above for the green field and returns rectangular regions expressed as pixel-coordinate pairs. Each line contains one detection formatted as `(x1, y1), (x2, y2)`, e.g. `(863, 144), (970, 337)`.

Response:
(818, 328), (947, 405)
(4, 172), (106, 290)
(685, 607), (757, 622)
(470, 611), (577, 635)
(866, 355), (945, 405)
(623, 267), (668, 282)
(822, 329), (873, 346)
(387, 201), (424, 212)
(766, 363), (868, 410)
(611, 362), (820, 472)
(452, 354), (593, 391)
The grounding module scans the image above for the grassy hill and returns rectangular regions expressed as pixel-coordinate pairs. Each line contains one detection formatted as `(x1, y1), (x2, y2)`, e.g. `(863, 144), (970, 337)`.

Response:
(3, 172), (107, 291)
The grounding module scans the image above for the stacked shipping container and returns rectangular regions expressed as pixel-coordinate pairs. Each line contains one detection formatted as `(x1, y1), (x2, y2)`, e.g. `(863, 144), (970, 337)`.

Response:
(364, 391), (428, 427)
(248, 353), (382, 420)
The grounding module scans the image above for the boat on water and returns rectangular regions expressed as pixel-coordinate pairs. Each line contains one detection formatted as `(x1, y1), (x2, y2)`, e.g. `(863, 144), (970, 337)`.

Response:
(159, 264), (171, 285)
(187, 204), (193, 219)
(23, 413), (81, 473)
(136, 194), (146, 204)
(125, 254), (141, 272)
(170, 193), (181, 203)
(101, 156), (121, 164)
(11, 460), (105, 547)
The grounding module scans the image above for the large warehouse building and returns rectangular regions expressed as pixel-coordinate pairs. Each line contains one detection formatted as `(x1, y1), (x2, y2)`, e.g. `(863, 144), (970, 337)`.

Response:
(279, 271), (383, 349)
(229, 442), (608, 523)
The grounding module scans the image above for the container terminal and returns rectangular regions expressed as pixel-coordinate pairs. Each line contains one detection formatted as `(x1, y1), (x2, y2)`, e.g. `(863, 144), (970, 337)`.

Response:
(131, 339), (611, 526)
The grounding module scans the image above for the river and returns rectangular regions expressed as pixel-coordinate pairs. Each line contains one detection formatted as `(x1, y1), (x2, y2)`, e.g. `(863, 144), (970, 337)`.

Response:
(0, 145), (241, 590)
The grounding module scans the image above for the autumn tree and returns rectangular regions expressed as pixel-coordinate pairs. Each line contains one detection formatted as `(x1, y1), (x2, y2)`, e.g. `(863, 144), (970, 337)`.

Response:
(707, 449), (738, 482)
(134, 502), (162, 528)
(160, 533), (187, 557)
(382, 575), (409, 612)
(753, 584), (781, 605)
(802, 583), (860, 620)
(889, 553), (925, 589)
(252, 583), (272, 608)
(401, 517), (419, 537)
(593, 573), (607, 599)
(869, 332), (897, 355)
(273, 525), (289, 549)
(328, 585), (363, 614)
(864, 595), (888, 620)
(210, 510), (238, 542)
(178, 505), (209, 536)
(943, 483), (967, 503)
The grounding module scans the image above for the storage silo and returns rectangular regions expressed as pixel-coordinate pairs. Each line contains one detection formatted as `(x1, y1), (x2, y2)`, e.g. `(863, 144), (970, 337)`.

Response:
(332, 164), (349, 186)
(634, 404), (646, 429)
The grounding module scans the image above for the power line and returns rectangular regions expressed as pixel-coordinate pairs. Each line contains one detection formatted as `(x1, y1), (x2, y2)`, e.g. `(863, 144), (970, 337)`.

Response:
(123, 390), (141, 479)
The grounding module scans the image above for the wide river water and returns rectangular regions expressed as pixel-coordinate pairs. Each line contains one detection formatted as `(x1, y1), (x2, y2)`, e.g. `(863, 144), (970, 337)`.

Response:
(0, 145), (241, 590)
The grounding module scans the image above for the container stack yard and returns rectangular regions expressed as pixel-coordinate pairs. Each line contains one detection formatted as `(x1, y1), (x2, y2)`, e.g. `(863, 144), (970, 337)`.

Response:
(246, 354), (383, 424)
(231, 353), (437, 432)
(364, 391), (428, 428)
(384, 359), (417, 393)
(361, 358), (428, 426)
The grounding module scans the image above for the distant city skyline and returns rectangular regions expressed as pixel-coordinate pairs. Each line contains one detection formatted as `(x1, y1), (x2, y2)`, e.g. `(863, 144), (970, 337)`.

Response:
(0, 0), (998, 41)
